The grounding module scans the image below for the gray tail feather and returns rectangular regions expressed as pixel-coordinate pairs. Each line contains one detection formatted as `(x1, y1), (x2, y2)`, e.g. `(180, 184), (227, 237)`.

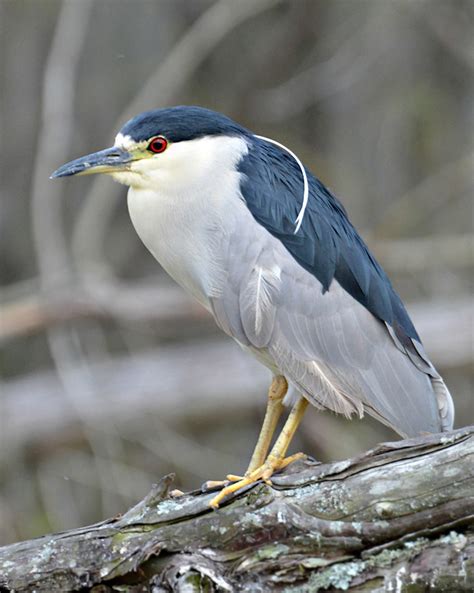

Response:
(431, 376), (455, 432)
(358, 371), (454, 438)
(409, 336), (455, 432)
(386, 326), (455, 434)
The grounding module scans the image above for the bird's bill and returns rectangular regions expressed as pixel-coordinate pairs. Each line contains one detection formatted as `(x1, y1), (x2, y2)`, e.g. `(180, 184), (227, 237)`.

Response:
(50, 146), (133, 178)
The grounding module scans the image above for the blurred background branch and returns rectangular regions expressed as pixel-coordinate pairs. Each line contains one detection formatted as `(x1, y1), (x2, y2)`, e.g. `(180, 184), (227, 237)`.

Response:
(0, 0), (472, 546)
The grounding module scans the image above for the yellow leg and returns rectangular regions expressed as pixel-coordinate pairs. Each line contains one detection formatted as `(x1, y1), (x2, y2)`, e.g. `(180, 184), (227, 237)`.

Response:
(246, 375), (287, 473)
(209, 396), (309, 509)
(203, 376), (287, 490)
(261, 395), (309, 478)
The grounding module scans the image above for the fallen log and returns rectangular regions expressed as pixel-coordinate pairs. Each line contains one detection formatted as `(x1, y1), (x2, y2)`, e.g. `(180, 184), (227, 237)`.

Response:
(0, 426), (472, 592)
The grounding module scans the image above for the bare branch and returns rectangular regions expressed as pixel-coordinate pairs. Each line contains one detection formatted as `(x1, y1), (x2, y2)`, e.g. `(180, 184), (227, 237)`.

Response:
(30, 0), (93, 284)
(252, 18), (376, 121)
(1, 338), (269, 450)
(0, 281), (209, 343)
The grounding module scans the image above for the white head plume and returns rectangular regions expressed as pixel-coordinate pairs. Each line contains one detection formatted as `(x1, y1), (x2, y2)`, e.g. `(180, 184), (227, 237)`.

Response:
(255, 135), (309, 234)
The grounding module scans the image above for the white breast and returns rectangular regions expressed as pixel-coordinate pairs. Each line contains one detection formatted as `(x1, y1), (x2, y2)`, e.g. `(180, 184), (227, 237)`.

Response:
(126, 135), (249, 309)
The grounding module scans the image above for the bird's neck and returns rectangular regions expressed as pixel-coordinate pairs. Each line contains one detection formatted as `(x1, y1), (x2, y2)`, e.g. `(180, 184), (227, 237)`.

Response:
(126, 136), (249, 308)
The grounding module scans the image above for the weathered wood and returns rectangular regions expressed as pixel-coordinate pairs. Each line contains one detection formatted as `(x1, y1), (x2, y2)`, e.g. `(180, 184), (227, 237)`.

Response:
(0, 427), (473, 592)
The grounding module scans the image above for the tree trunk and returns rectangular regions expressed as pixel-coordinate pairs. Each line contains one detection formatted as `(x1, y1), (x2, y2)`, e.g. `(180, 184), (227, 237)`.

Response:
(0, 426), (473, 592)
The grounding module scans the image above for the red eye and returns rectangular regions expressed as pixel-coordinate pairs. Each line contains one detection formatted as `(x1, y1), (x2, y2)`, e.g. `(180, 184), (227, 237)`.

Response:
(148, 136), (168, 154)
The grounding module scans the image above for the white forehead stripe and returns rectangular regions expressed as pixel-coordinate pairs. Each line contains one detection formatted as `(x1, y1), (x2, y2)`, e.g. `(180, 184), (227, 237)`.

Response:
(114, 133), (146, 151)
(255, 135), (309, 234)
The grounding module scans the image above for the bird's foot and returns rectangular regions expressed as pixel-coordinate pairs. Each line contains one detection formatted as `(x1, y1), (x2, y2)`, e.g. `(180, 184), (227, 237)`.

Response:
(209, 452), (306, 509)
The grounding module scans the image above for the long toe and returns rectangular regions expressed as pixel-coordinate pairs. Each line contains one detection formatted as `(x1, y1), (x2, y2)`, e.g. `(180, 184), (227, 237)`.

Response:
(209, 474), (258, 509)
(201, 473), (245, 493)
(209, 453), (306, 508)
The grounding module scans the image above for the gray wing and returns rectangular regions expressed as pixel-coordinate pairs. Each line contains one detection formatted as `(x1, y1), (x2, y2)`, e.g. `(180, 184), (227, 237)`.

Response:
(210, 215), (453, 437)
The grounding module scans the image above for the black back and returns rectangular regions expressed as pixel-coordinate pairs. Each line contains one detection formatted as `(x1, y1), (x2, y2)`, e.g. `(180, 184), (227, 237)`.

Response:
(239, 137), (420, 344)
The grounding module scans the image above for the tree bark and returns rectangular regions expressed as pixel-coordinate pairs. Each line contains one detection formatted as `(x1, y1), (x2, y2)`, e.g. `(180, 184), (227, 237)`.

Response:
(0, 426), (473, 592)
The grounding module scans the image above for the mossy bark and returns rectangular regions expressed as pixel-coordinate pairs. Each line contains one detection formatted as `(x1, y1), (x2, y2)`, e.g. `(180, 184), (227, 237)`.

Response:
(0, 427), (473, 592)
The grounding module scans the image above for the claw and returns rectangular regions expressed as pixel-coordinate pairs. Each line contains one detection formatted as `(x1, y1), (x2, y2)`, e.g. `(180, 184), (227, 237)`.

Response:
(169, 489), (184, 498)
(202, 474), (243, 493)
(202, 479), (229, 491)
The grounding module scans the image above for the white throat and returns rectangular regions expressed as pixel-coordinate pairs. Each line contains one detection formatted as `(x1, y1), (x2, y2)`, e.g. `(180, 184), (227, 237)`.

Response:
(125, 134), (249, 307)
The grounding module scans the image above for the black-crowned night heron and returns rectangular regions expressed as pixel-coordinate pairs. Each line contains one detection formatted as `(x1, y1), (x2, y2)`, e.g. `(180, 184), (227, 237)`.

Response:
(52, 106), (454, 508)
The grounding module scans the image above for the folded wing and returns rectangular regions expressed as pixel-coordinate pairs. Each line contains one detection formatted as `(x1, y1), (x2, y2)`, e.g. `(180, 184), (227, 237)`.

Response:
(209, 200), (453, 438)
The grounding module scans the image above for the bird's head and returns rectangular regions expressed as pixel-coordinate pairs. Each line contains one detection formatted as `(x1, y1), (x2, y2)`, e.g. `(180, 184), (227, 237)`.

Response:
(51, 106), (251, 190)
